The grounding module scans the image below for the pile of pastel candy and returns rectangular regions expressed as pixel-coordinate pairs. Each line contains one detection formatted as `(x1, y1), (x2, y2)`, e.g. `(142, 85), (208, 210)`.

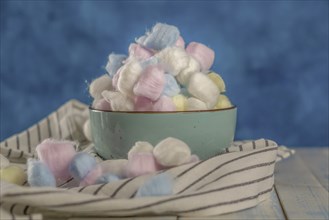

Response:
(26, 137), (197, 197)
(90, 23), (232, 112)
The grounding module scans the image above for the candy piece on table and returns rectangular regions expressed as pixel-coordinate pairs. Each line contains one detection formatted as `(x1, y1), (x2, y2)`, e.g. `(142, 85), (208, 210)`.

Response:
(80, 164), (103, 186)
(126, 152), (160, 178)
(153, 96), (176, 111)
(135, 173), (173, 197)
(176, 56), (201, 85)
(99, 159), (128, 178)
(162, 73), (181, 97)
(1, 165), (26, 186)
(117, 59), (143, 97)
(175, 36), (185, 48)
(208, 72), (226, 93)
(187, 97), (208, 111)
(172, 94), (188, 111)
(83, 119), (92, 141)
(0, 154), (9, 168)
(153, 137), (191, 167)
(128, 141), (154, 159)
(92, 98), (112, 111)
(69, 152), (98, 182)
(155, 47), (190, 76)
(186, 42), (215, 71)
(188, 72), (219, 109)
(102, 90), (134, 111)
(133, 65), (165, 101)
(27, 159), (55, 187)
(134, 96), (154, 111)
(96, 173), (120, 184)
(142, 23), (180, 51)
(105, 53), (127, 78)
(89, 74), (113, 100)
(36, 139), (76, 182)
(214, 94), (232, 109)
(129, 43), (154, 60)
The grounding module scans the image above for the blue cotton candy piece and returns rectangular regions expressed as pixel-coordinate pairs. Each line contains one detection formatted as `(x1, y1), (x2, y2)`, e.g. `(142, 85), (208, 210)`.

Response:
(162, 74), (181, 97)
(27, 159), (56, 187)
(143, 23), (180, 51)
(105, 54), (127, 78)
(69, 152), (97, 181)
(136, 173), (173, 197)
(96, 173), (120, 184)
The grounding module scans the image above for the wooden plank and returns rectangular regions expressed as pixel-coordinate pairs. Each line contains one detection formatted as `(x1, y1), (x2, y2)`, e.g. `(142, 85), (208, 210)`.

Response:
(297, 147), (329, 191)
(179, 190), (285, 219)
(274, 151), (329, 220)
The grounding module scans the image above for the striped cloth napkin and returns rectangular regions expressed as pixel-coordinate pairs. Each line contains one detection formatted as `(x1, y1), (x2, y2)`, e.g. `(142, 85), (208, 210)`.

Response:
(0, 100), (295, 220)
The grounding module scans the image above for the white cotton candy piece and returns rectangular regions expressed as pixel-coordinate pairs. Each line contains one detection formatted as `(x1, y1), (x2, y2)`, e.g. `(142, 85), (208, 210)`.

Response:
(188, 72), (219, 109)
(0, 154), (9, 169)
(128, 141), (154, 160)
(102, 91), (134, 111)
(117, 60), (143, 97)
(187, 97), (208, 111)
(89, 74), (113, 99)
(99, 159), (128, 178)
(155, 47), (190, 76)
(153, 137), (191, 167)
(83, 119), (92, 141)
(176, 56), (201, 85)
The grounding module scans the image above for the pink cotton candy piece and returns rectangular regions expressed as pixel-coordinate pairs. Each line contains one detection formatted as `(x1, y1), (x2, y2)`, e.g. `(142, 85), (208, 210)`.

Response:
(36, 139), (76, 181)
(134, 96), (154, 111)
(129, 43), (154, 60)
(175, 36), (185, 48)
(93, 98), (112, 111)
(79, 165), (103, 187)
(186, 42), (215, 71)
(133, 65), (165, 101)
(126, 152), (161, 178)
(153, 96), (176, 111)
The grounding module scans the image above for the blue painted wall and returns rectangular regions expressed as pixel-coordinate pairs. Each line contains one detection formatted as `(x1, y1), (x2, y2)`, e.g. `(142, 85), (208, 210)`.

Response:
(1, 1), (328, 146)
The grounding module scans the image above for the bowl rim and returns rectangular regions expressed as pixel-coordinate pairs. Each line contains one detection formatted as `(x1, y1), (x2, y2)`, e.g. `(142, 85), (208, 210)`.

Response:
(89, 105), (237, 114)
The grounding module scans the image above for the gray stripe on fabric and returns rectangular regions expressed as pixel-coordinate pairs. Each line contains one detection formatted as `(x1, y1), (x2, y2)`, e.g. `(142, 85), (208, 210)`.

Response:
(42, 173), (274, 210)
(110, 177), (136, 198)
(177, 147), (277, 194)
(16, 136), (20, 150)
(55, 111), (62, 139)
(196, 160), (276, 190)
(178, 186), (274, 214)
(46, 117), (52, 137)
(36, 123), (41, 143)
(27, 129), (31, 153)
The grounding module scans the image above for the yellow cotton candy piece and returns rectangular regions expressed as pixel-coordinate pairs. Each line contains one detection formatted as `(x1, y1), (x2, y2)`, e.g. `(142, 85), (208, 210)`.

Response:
(0, 165), (26, 185)
(172, 94), (188, 111)
(208, 72), (226, 93)
(214, 95), (232, 109)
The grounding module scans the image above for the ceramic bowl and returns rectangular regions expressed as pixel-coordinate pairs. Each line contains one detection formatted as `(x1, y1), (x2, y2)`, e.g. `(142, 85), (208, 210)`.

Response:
(89, 107), (237, 160)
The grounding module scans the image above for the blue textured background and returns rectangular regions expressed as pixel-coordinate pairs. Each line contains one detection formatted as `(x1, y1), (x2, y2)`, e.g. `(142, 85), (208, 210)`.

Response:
(1, 1), (328, 146)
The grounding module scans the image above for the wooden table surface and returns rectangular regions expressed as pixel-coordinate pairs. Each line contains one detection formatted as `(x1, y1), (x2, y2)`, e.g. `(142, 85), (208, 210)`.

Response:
(66, 147), (329, 220)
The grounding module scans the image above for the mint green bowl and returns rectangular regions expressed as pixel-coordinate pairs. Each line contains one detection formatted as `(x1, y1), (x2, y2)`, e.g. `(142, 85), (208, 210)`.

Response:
(89, 107), (237, 160)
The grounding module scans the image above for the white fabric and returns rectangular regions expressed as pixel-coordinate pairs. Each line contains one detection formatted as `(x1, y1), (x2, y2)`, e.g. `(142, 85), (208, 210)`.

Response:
(0, 99), (295, 219)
